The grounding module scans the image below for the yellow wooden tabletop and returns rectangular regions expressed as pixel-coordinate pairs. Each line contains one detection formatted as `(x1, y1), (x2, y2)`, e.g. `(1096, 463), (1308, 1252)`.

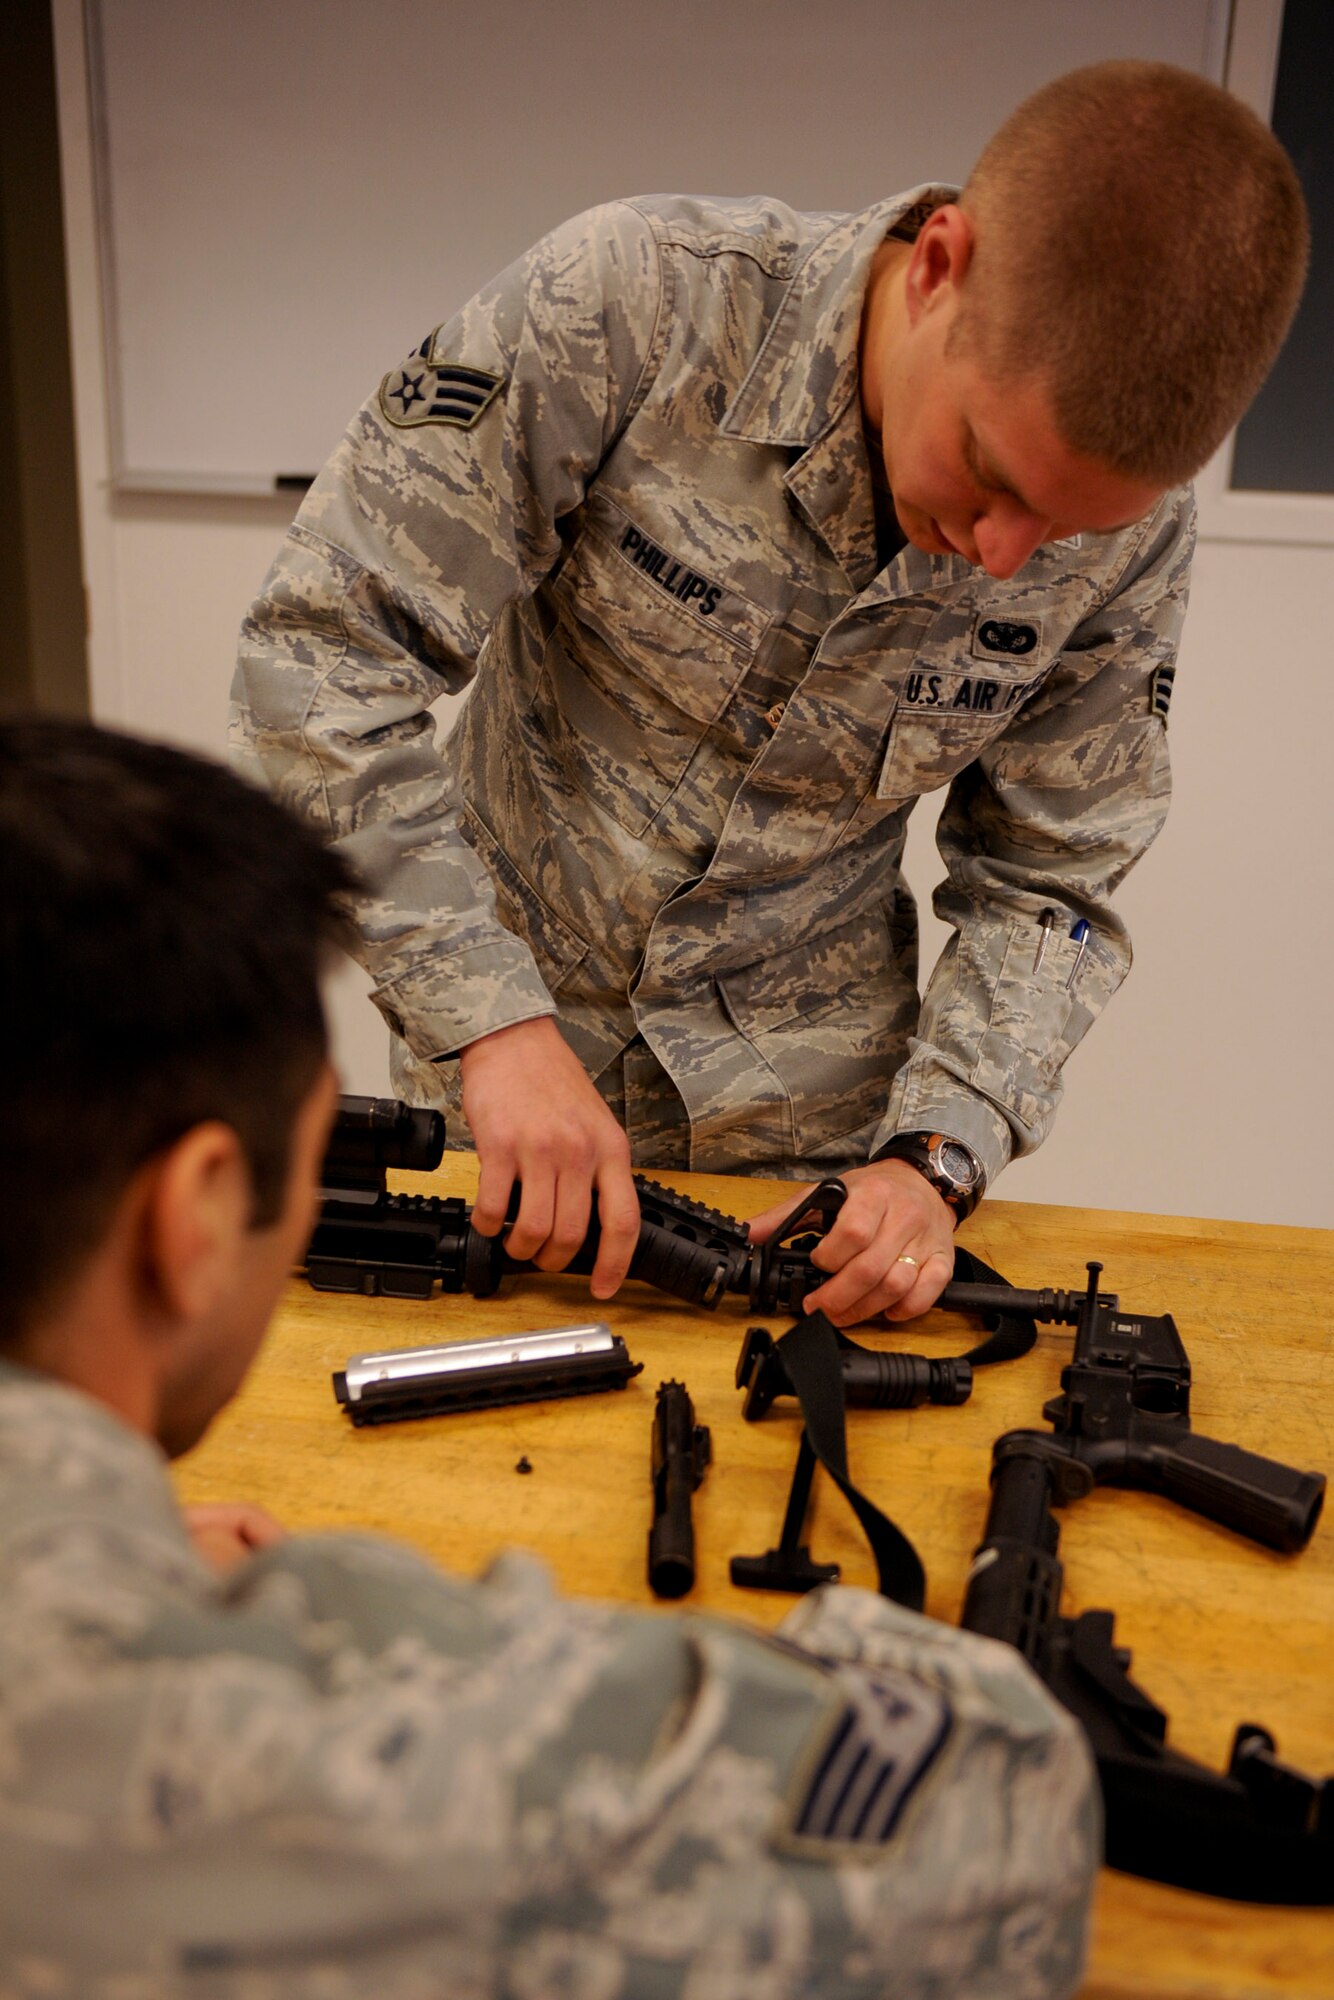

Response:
(174, 1156), (1334, 1998)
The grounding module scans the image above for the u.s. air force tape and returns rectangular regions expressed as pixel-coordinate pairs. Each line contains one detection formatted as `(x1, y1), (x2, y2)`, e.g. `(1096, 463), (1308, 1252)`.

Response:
(784, 1661), (952, 1849)
(380, 332), (505, 431)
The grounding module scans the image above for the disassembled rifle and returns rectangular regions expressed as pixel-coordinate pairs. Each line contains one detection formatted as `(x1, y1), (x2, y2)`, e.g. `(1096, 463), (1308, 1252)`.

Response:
(315, 1094), (1333, 1902)
(736, 1252), (1330, 1903)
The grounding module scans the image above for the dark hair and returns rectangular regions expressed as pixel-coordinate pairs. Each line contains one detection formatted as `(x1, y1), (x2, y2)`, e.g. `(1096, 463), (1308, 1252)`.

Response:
(0, 719), (353, 1336)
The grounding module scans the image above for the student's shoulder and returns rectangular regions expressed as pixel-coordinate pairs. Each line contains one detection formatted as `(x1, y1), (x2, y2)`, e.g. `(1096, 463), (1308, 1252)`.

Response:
(0, 1362), (175, 1529)
(616, 191), (847, 278)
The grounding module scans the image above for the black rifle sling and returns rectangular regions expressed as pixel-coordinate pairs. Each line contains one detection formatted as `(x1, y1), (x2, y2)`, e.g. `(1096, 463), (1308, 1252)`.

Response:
(773, 1250), (1038, 1612)
(775, 1312), (926, 1611)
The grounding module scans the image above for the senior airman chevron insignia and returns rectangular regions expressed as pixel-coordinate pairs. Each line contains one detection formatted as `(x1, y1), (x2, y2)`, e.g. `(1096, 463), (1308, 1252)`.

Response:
(1150, 662), (1176, 723)
(380, 339), (505, 430)
(785, 1662), (951, 1849)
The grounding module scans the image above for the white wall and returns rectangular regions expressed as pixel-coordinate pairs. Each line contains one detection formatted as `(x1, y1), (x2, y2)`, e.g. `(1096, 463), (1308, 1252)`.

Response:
(53, 3), (1332, 1229)
(88, 0), (1225, 489)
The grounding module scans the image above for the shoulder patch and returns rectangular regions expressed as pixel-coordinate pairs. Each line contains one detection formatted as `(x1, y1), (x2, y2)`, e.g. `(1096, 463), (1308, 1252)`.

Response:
(783, 1662), (951, 1851)
(380, 332), (505, 431)
(1150, 662), (1176, 724)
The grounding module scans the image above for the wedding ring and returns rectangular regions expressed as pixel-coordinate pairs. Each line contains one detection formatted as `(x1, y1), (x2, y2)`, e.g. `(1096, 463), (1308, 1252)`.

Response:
(896, 1254), (919, 1268)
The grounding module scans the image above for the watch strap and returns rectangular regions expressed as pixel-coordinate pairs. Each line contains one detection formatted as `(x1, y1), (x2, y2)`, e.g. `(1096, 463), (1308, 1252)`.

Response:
(870, 1130), (984, 1222)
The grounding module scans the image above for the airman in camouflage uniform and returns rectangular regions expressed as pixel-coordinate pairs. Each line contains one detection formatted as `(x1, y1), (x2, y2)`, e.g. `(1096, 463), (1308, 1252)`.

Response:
(230, 60), (1310, 1323)
(0, 1357), (1098, 1998)
(231, 185), (1188, 1190)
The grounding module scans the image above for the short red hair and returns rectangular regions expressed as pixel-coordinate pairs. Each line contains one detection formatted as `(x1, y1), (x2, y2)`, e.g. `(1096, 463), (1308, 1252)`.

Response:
(953, 61), (1309, 484)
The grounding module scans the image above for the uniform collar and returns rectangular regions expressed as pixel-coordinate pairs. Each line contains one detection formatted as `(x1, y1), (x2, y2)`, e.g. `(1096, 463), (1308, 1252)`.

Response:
(720, 186), (956, 448)
(0, 1352), (163, 1457)
(721, 185), (958, 589)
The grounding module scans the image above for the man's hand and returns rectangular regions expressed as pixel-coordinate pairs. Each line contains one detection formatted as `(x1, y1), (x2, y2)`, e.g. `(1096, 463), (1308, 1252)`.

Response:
(747, 1160), (955, 1326)
(459, 1016), (640, 1300)
(183, 1501), (286, 1576)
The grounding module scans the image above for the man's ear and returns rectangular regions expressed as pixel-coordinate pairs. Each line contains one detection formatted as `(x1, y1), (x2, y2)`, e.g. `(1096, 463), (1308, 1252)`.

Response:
(904, 204), (976, 325)
(141, 1123), (252, 1324)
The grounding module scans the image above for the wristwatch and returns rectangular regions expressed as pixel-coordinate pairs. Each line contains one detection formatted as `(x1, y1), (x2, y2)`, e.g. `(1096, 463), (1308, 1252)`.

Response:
(871, 1130), (986, 1223)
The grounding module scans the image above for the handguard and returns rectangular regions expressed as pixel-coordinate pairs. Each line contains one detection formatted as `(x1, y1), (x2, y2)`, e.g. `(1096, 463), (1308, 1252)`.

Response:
(333, 1322), (642, 1425)
(306, 1097), (861, 1316)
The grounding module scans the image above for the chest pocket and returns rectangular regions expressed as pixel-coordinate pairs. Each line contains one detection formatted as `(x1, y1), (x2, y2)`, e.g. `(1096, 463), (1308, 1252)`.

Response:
(538, 514), (770, 838)
(875, 649), (1057, 808)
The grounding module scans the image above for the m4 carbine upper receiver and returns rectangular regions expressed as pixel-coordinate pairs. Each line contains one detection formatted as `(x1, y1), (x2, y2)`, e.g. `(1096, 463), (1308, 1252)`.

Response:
(307, 1094), (846, 1316)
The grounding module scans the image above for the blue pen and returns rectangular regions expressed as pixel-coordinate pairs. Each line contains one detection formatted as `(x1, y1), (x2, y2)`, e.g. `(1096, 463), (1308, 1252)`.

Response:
(1066, 919), (1091, 991)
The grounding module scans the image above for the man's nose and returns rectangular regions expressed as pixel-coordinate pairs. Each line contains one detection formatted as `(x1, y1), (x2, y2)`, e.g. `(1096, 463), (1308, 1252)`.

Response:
(973, 508), (1049, 580)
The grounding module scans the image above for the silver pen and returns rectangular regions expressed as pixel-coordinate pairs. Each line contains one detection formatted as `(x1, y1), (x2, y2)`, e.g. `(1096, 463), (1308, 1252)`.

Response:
(1066, 919), (1092, 991)
(1033, 908), (1056, 974)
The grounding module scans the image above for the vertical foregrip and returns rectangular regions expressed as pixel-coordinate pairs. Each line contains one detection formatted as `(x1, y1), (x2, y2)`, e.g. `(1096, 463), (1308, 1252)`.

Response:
(961, 1447), (1064, 1668)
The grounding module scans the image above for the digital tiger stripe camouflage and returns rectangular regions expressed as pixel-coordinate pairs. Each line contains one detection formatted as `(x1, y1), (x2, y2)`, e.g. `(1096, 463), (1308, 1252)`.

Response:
(231, 189), (1191, 1186)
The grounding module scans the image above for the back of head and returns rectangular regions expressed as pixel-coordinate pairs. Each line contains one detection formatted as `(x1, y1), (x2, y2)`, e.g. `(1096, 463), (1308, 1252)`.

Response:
(0, 719), (351, 1339)
(957, 60), (1310, 486)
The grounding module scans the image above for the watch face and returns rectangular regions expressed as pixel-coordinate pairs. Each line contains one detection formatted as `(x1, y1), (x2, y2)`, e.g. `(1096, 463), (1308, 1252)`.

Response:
(936, 1141), (978, 1190)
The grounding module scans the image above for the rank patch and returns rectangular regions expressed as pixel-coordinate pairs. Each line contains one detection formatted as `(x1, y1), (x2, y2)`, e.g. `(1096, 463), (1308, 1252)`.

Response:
(1150, 662), (1176, 724)
(380, 339), (505, 431)
(787, 1663), (951, 1848)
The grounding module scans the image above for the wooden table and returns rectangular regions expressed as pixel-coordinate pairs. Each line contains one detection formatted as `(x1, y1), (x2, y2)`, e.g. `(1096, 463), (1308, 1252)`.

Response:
(175, 1158), (1334, 1998)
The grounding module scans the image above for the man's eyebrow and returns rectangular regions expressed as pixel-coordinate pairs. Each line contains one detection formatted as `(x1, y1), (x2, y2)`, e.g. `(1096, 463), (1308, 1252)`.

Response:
(963, 422), (1151, 536)
(963, 424), (1038, 514)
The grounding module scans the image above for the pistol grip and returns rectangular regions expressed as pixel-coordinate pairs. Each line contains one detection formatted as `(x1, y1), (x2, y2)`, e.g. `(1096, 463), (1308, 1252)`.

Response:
(1150, 1432), (1325, 1553)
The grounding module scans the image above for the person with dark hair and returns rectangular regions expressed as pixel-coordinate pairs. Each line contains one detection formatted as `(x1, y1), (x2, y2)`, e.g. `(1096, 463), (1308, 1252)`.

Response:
(0, 718), (350, 1361)
(0, 718), (1098, 1993)
(232, 61), (1307, 1330)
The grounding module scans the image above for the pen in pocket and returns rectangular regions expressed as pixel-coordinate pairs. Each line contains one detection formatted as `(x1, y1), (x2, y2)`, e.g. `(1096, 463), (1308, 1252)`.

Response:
(1032, 908), (1056, 974)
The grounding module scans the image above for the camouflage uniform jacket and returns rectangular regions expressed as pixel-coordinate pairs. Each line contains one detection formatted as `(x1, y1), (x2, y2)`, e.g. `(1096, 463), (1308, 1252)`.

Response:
(231, 187), (1193, 1183)
(0, 1361), (1098, 1997)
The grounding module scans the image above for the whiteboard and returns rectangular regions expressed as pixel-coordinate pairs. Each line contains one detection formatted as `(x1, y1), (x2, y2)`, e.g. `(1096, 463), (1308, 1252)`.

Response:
(87, 0), (1229, 493)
